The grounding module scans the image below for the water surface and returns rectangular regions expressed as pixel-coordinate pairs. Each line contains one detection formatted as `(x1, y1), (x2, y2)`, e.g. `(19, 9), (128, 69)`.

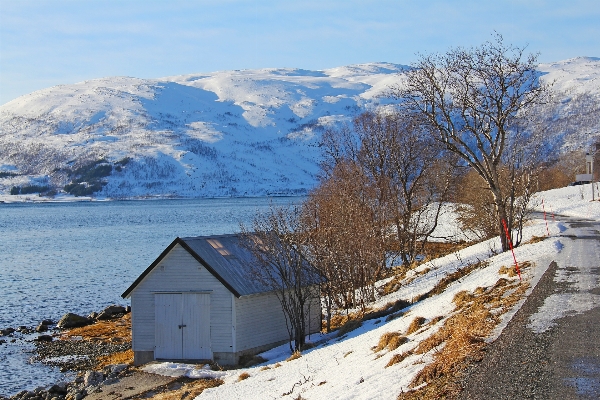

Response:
(0, 197), (301, 396)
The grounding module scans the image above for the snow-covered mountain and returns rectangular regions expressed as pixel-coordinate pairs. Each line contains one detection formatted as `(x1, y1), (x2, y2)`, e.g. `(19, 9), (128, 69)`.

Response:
(0, 58), (598, 199)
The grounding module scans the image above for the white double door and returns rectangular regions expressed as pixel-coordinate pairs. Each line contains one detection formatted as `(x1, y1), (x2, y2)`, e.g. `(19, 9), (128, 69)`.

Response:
(155, 293), (212, 360)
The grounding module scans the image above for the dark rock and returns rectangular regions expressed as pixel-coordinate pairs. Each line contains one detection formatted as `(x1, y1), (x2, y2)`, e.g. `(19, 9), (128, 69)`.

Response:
(96, 305), (126, 320)
(83, 370), (104, 387)
(48, 383), (67, 395)
(56, 313), (91, 329)
(109, 363), (128, 374)
(0, 327), (15, 336)
(17, 326), (29, 333)
(41, 319), (54, 326)
(87, 312), (98, 320)
(35, 335), (53, 342)
(0, 339), (5, 345)
(36, 323), (49, 332)
(125, 305), (131, 313)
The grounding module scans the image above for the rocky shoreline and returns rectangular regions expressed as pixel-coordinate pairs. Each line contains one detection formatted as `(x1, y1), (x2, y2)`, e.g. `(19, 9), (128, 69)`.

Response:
(0, 305), (133, 400)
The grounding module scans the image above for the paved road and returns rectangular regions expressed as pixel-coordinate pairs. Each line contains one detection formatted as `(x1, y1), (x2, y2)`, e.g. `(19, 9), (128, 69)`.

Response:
(459, 215), (600, 399)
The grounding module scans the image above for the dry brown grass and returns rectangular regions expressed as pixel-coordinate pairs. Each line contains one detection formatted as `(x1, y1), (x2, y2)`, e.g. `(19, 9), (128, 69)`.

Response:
(527, 235), (547, 244)
(374, 332), (408, 352)
(381, 242), (468, 296)
(286, 351), (302, 362)
(385, 350), (413, 368)
(238, 372), (251, 381)
(498, 265), (518, 277)
(145, 378), (223, 400)
(328, 313), (351, 331)
(412, 261), (485, 303)
(96, 349), (134, 368)
(499, 260), (534, 278)
(405, 316), (427, 335)
(336, 319), (362, 337)
(398, 277), (530, 399)
(238, 354), (267, 368)
(62, 313), (131, 343)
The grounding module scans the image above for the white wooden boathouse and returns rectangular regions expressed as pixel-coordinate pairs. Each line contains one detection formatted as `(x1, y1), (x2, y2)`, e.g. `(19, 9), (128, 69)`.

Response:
(121, 234), (321, 365)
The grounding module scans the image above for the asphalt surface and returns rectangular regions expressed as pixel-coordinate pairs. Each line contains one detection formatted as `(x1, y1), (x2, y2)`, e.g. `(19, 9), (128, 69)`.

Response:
(459, 215), (600, 399)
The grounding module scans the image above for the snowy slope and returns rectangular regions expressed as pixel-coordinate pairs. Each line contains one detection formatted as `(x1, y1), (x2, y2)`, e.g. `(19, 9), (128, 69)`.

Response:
(0, 59), (599, 199)
(139, 184), (600, 400)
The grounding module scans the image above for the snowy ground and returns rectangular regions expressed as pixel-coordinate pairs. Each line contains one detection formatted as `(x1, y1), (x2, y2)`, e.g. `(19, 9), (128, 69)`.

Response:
(140, 184), (600, 400)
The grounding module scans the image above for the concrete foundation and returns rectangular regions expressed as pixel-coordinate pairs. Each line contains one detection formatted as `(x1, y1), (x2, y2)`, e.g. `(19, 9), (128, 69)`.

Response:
(133, 350), (155, 366)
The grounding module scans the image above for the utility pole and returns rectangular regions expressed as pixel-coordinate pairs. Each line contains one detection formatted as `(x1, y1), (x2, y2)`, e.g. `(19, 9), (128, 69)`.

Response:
(587, 141), (600, 201)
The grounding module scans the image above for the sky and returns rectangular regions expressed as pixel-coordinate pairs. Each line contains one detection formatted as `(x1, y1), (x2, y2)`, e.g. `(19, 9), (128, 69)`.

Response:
(1, 0), (599, 105)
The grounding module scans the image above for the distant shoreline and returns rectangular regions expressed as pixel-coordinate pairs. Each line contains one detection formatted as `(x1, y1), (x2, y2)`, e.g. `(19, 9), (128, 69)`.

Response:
(0, 193), (305, 204)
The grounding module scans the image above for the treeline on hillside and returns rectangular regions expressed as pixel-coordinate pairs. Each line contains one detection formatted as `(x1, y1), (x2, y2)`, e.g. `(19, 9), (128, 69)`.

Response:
(241, 34), (596, 349)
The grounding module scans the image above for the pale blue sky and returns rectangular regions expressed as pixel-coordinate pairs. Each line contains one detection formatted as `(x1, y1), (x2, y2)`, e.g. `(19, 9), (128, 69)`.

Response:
(1, 0), (599, 105)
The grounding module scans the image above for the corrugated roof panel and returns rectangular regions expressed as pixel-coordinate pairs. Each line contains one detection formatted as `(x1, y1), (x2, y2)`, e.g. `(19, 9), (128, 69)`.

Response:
(181, 234), (272, 296)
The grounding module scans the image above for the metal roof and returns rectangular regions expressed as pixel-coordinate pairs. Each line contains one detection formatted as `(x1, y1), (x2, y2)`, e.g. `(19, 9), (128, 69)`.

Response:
(122, 234), (276, 299)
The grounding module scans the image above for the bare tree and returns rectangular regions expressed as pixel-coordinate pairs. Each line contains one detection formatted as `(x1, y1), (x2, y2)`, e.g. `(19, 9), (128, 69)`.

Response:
(320, 110), (456, 265)
(301, 161), (388, 330)
(393, 34), (550, 250)
(240, 206), (319, 352)
(353, 111), (456, 265)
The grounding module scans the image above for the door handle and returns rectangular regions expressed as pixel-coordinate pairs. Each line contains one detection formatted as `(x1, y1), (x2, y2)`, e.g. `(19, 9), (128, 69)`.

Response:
(178, 324), (187, 329)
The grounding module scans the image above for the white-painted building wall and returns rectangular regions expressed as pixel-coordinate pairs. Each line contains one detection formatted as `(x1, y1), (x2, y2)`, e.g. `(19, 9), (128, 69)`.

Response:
(129, 244), (233, 363)
(127, 241), (322, 365)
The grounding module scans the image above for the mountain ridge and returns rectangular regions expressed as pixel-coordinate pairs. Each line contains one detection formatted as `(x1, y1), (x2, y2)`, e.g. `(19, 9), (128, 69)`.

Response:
(1, 59), (599, 199)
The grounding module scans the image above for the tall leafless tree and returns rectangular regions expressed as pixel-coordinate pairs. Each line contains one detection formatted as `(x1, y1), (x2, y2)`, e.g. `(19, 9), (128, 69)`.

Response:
(301, 161), (388, 329)
(353, 111), (456, 265)
(240, 206), (320, 352)
(320, 110), (456, 265)
(392, 34), (550, 250)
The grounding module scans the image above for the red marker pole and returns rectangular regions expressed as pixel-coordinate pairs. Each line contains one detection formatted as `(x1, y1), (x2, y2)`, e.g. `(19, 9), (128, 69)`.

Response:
(502, 219), (521, 280)
(542, 199), (550, 236)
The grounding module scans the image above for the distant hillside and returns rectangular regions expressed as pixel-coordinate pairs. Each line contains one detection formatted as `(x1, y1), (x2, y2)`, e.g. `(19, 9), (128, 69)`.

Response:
(0, 58), (598, 199)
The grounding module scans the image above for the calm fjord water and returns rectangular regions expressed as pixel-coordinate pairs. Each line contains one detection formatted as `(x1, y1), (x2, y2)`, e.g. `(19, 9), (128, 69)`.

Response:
(0, 197), (300, 396)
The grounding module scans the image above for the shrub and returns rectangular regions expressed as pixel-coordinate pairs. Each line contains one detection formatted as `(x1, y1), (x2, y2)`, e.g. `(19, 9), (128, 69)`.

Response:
(115, 157), (131, 166)
(20, 185), (50, 195)
(64, 182), (104, 196)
